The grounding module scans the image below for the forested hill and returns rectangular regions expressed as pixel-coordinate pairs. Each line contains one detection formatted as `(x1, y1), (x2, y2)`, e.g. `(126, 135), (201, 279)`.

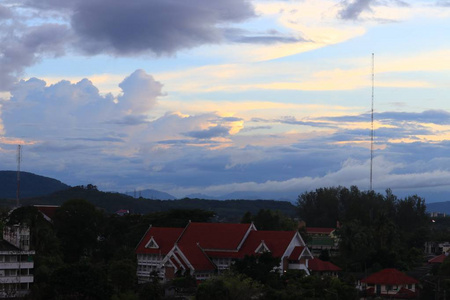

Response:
(0, 170), (70, 199)
(13, 185), (297, 222)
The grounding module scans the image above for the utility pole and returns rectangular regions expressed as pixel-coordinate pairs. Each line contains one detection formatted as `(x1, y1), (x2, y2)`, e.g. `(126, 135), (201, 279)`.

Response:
(370, 53), (375, 191)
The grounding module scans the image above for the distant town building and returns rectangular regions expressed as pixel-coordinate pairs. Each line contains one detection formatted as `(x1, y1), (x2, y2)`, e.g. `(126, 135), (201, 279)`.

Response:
(429, 212), (446, 218)
(0, 225), (35, 298)
(136, 222), (313, 283)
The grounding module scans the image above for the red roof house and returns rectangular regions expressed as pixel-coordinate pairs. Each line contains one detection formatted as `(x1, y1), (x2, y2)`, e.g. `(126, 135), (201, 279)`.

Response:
(308, 257), (341, 276)
(428, 253), (448, 264)
(136, 222), (313, 283)
(360, 268), (419, 299)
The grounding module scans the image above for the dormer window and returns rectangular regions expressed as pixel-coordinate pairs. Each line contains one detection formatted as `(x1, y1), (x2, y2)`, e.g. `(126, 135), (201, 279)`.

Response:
(255, 240), (270, 253)
(145, 236), (159, 249)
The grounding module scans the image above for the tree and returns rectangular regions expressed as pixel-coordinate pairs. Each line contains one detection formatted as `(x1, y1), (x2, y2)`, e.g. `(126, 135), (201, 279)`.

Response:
(240, 209), (297, 231)
(232, 252), (281, 286)
(196, 272), (263, 300)
(51, 261), (111, 299)
(53, 199), (103, 262)
(109, 259), (137, 294)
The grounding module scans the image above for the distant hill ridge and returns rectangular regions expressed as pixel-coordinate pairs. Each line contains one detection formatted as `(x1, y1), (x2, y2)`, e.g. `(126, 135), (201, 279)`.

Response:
(0, 171), (297, 221)
(0, 170), (70, 199)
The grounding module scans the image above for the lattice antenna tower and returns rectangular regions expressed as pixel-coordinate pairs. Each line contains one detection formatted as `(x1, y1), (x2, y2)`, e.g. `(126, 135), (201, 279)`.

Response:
(16, 145), (22, 207)
(370, 53), (375, 191)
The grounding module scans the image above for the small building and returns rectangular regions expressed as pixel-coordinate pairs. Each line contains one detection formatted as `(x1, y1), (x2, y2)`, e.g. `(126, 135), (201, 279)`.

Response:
(359, 268), (418, 299)
(308, 257), (341, 277)
(306, 227), (339, 256)
(0, 225), (35, 298)
(428, 252), (448, 264)
(136, 222), (313, 283)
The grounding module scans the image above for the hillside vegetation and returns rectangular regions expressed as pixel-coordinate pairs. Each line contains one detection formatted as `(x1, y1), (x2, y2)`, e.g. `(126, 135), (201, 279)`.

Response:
(0, 171), (69, 199)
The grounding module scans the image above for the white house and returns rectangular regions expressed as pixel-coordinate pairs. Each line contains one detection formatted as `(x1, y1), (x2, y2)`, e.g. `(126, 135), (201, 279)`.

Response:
(136, 222), (313, 283)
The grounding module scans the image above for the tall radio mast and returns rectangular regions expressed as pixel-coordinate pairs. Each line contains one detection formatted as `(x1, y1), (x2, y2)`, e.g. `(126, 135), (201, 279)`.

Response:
(370, 53), (375, 191)
(16, 145), (22, 207)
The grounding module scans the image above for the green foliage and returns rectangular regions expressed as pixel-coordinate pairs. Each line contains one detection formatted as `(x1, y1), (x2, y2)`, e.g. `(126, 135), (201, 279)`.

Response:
(196, 272), (263, 300)
(298, 186), (430, 271)
(232, 252), (281, 285)
(109, 259), (137, 294)
(265, 273), (356, 300)
(241, 209), (297, 231)
(138, 279), (163, 300)
(53, 199), (104, 262)
(51, 261), (111, 300)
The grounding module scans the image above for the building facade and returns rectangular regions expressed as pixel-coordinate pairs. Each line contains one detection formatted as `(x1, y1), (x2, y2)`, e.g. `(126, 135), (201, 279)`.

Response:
(136, 222), (313, 283)
(0, 225), (35, 298)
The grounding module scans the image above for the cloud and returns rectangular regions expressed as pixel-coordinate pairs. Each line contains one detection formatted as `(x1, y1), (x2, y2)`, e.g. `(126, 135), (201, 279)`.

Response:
(66, 0), (256, 55)
(116, 70), (164, 115)
(0, 23), (71, 91)
(184, 125), (231, 139)
(339, 0), (374, 20)
(0, 5), (12, 19)
(1, 70), (163, 143)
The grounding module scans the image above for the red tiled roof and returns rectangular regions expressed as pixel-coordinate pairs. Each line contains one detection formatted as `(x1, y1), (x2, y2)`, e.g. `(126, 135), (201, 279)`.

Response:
(136, 227), (184, 255)
(34, 205), (59, 220)
(428, 253), (448, 264)
(308, 258), (341, 272)
(288, 246), (305, 260)
(306, 227), (335, 234)
(395, 287), (417, 299)
(361, 269), (419, 285)
(239, 231), (297, 258)
(178, 244), (216, 271)
(177, 222), (253, 250)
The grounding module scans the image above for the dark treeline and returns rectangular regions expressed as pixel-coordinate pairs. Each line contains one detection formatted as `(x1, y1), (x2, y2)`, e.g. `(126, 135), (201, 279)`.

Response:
(298, 186), (429, 272)
(3, 200), (215, 299)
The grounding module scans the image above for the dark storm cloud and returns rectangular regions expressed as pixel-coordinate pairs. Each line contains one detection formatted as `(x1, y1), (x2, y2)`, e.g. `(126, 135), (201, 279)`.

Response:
(184, 125), (231, 139)
(224, 28), (306, 45)
(339, 0), (374, 20)
(220, 116), (243, 122)
(251, 116), (332, 127)
(0, 5), (12, 19)
(108, 115), (149, 126)
(66, 137), (125, 142)
(338, 0), (410, 20)
(69, 0), (255, 55)
(0, 23), (70, 90)
(325, 110), (450, 125)
(1, 0), (255, 90)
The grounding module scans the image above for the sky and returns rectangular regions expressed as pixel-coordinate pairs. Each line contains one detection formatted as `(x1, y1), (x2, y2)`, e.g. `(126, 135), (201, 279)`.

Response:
(1, 0), (450, 202)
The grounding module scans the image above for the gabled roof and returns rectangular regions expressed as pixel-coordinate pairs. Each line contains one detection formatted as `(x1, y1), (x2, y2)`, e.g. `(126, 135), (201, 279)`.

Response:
(308, 258), (341, 272)
(177, 222), (255, 251)
(428, 253), (448, 264)
(306, 227), (335, 235)
(361, 269), (418, 285)
(178, 244), (216, 271)
(288, 246), (305, 260)
(136, 227), (184, 255)
(239, 230), (297, 258)
(34, 205), (59, 221)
